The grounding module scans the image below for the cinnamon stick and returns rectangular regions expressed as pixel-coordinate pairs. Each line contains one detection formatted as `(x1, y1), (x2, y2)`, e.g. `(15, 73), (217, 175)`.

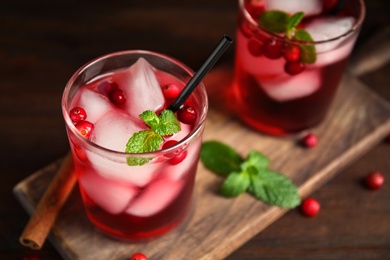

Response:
(19, 152), (76, 250)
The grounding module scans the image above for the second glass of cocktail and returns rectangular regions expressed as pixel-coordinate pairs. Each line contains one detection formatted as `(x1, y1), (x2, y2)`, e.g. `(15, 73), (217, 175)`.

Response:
(232, 0), (365, 136)
(62, 50), (208, 241)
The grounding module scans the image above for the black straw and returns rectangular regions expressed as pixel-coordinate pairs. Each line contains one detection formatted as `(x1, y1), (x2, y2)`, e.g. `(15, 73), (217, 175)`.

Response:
(168, 35), (233, 112)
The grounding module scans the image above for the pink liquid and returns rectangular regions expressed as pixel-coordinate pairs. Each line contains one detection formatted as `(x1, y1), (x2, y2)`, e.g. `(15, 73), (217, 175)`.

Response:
(67, 63), (203, 241)
(232, 0), (362, 136)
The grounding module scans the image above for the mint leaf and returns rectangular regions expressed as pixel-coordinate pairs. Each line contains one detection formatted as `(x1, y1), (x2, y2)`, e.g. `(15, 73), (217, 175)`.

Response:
(221, 172), (250, 197)
(156, 109), (181, 136)
(292, 29), (316, 64)
(139, 110), (160, 129)
(287, 12), (304, 31)
(248, 169), (301, 208)
(241, 151), (270, 172)
(200, 141), (243, 176)
(125, 130), (163, 166)
(259, 10), (289, 33)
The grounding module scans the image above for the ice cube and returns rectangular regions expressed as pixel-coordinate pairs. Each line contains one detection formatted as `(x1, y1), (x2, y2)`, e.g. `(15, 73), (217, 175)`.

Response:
(72, 88), (113, 123)
(258, 69), (321, 102)
(125, 178), (184, 217)
(264, 0), (322, 16)
(79, 169), (137, 214)
(85, 149), (160, 187)
(92, 110), (142, 152)
(306, 17), (356, 53)
(115, 58), (165, 118)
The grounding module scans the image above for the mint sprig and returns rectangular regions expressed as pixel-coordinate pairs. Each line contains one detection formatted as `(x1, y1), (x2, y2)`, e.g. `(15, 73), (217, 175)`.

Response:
(126, 109), (181, 166)
(259, 10), (316, 64)
(200, 141), (301, 208)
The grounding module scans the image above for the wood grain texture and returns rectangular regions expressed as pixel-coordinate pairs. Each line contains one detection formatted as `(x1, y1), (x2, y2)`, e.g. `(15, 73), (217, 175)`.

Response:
(13, 71), (390, 260)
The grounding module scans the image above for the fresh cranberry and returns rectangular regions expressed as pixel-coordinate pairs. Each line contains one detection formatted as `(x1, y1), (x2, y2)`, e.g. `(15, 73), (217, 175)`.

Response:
(365, 171), (384, 190)
(109, 89), (126, 105)
(283, 44), (301, 62)
(97, 80), (119, 94)
(300, 197), (320, 217)
(177, 106), (197, 124)
(75, 121), (94, 139)
(247, 38), (263, 57)
(262, 38), (283, 59)
(162, 140), (187, 165)
(130, 252), (148, 260)
(285, 61), (305, 75)
(162, 83), (181, 99)
(245, 0), (265, 19)
(69, 107), (87, 122)
(301, 133), (317, 148)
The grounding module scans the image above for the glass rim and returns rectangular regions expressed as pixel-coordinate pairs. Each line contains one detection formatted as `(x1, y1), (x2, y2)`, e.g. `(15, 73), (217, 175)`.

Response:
(238, 0), (366, 45)
(62, 49), (208, 158)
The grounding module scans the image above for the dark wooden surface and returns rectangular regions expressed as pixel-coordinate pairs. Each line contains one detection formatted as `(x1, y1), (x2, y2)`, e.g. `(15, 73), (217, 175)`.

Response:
(1, 0), (390, 259)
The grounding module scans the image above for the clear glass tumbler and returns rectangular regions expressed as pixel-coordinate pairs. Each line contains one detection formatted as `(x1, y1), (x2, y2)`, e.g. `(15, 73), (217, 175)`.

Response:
(62, 50), (208, 241)
(232, 0), (365, 136)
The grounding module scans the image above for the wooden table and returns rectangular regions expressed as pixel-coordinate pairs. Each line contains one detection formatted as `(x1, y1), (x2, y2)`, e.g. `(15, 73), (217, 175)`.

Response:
(1, 1), (389, 259)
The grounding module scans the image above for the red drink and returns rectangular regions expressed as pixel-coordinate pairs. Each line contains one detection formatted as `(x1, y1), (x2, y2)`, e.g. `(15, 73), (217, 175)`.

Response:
(62, 51), (208, 241)
(232, 0), (365, 136)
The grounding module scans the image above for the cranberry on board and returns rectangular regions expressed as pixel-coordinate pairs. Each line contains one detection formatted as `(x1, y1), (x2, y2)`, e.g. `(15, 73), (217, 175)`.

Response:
(130, 252), (148, 260)
(365, 171), (384, 190)
(300, 197), (320, 217)
(300, 133), (318, 148)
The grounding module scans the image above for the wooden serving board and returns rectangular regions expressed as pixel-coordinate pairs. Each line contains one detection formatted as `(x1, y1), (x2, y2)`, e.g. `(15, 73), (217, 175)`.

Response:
(14, 69), (390, 260)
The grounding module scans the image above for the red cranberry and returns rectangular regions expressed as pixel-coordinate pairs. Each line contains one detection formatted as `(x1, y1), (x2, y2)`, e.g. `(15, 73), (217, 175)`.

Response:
(247, 38), (263, 57)
(97, 80), (118, 94)
(262, 38), (283, 59)
(109, 89), (126, 105)
(283, 44), (301, 62)
(177, 106), (197, 124)
(162, 83), (181, 99)
(285, 61), (305, 75)
(130, 252), (148, 260)
(365, 171), (384, 190)
(162, 140), (187, 165)
(301, 133), (317, 148)
(69, 107), (87, 122)
(75, 121), (94, 139)
(300, 197), (320, 217)
(245, 0), (265, 19)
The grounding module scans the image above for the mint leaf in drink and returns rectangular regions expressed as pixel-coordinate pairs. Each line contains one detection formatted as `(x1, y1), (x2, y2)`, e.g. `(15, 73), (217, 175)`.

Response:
(259, 10), (289, 33)
(200, 140), (301, 208)
(221, 172), (250, 197)
(201, 141), (243, 176)
(126, 130), (163, 166)
(248, 169), (301, 208)
(126, 109), (181, 166)
(258, 10), (316, 64)
(293, 29), (316, 64)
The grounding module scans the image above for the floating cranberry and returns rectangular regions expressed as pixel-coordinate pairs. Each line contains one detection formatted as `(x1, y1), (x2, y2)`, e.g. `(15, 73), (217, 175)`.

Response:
(285, 61), (305, 75)
(300, 197), (320, 217)
(162, 140), (187, 165)
(262, 38), (283, 59)
(365, 171), (384, 190)
(162, 83), (181, 99)
(69, 107), (87, 122)
(109, 89), (126, 105)
(177, 106), (197, 124)
(247, 38), (263, 57)
(130, 252), (148, 260)
(245, 0), (265, 19)
(283, 44), (301, 62)
(75, 121), (94, 139)
(301, 133), (317, 148)
(97, 80), (118, 94)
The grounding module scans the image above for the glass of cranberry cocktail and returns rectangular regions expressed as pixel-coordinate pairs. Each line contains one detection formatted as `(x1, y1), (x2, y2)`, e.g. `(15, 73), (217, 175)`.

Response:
(232, 0), (365, 136)
(62, 50), (208, 241)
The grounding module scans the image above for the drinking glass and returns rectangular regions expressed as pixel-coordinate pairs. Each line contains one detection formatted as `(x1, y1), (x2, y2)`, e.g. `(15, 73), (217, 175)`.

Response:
(61, 50), (208, 241)
(232, 0), (366, 136)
